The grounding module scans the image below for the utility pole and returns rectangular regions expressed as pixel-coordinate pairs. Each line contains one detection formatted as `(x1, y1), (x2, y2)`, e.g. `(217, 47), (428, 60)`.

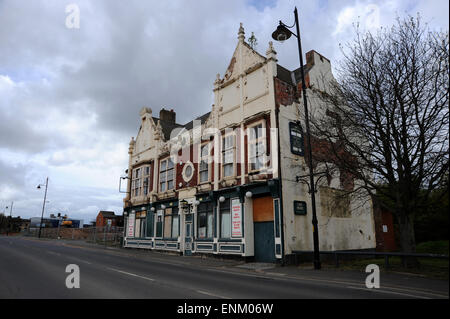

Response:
(37, 177), (49, 239)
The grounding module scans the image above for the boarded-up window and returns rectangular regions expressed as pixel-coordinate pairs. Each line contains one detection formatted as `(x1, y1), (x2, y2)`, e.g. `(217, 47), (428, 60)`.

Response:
(197, 201), (214, 239)
(319, 187), (351, 218)
(220, 198), (231, 238)
(164, 208), (172, 238)
(253, 196), (274, 222)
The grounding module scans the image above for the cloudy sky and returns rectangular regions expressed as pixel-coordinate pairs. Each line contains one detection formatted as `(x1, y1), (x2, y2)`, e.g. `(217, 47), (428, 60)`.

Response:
(0, 0), (448, 223)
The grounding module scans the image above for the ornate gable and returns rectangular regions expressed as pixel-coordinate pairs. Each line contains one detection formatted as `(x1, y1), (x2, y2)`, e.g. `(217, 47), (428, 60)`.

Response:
(222, 23), (266, 84)
(134, 107), (157, 154)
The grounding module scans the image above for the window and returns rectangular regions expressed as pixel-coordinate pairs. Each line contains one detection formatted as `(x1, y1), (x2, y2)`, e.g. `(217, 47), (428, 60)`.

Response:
(134, 211), (146, 238)
(220, 198), (231, 238)
(143, 165), (151, 195)
(132, 168), (141, 197)
(156, 210), (163, 238)
(140, 218), (146, 238)
(131, 165), (151, 197)
(163, 207), (179, 238)
(146, 212), (154, 237)
(159, 158), (174, 192)
(182, 162), (194, 182)
(290, 122), (304, 155)
(134, 216), (141, 237)
(248, 122), (266, 172)
(197, 201), (214, 239)
(172, 213), (179, 238)
(222, 135), (235, 178)
(199, 143), (210, 183)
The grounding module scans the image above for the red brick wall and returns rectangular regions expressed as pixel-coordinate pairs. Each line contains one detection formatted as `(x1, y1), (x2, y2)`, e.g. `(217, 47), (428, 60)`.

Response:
(275, 78), (296, 107)
(96, 214), (104, 227)
(96, 214), (119, 227)
(274, 74), (311, 108)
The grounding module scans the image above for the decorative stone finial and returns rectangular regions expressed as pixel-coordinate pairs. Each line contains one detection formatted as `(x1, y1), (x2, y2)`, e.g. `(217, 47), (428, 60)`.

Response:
(154, 120), (162, 140)
(140, 107), (152, 117)
(129, 137), (135, 154)
(238, 22), (245, 42)
(214, 73), (221, 87)
(266, 41), (277, 60)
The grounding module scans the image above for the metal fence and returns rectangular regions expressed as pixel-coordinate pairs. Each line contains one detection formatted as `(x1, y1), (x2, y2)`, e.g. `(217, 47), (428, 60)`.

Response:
(24, 226), (124, 247)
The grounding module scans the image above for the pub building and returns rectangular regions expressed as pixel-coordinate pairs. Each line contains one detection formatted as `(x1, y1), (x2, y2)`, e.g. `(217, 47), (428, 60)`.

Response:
(122, 24), (376, 263)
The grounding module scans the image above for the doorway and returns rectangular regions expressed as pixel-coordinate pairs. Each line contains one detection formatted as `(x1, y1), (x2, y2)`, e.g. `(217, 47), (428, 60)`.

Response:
(184, 214), (193, 256)
(253, 196), (275, 262)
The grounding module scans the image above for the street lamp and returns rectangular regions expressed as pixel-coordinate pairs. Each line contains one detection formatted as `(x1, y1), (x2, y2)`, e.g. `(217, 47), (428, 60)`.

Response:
(37, 177), (49, 239)
(272, 7), (321, 270)
(5, 202), (13, 218)
(5, 202), (13, 235)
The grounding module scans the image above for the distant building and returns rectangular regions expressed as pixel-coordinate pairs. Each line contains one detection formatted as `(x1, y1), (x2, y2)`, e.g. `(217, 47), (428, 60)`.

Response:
(96, 211), (123, 228)
(29, 216), (83, 229)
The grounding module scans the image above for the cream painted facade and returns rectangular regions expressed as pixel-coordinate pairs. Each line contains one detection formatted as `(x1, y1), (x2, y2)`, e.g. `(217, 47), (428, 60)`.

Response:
(122, 24), (376, 262)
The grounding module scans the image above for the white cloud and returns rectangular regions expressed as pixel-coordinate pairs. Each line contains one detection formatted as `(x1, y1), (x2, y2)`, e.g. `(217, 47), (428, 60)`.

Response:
(0, 0), (447, 222)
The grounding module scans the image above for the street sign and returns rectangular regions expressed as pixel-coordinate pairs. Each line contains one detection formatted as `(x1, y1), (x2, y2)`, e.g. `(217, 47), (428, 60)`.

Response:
(294, 201), (307, 215)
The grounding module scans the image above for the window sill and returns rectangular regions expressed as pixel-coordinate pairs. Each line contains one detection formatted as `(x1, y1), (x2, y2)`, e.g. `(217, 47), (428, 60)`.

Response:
(219, 177), (238, 188)
(158, 190), (176, 199)
(248, 172), (269, 182)
(197, 183), (212, 191)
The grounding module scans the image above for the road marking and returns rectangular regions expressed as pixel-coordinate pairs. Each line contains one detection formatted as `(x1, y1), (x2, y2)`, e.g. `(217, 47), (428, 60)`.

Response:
(47, 251), (61, 256)
(69, 257), (92, 265)
(345, 286), (431, 299)
(208, 268), (448, 299)
(196, 290), (231, 299)
(107, 267), (155, 281)
(367, 285), (448, 298)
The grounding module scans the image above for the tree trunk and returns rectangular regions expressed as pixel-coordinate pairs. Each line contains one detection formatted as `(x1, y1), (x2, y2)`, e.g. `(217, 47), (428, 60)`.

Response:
(396, 212), (419, 268)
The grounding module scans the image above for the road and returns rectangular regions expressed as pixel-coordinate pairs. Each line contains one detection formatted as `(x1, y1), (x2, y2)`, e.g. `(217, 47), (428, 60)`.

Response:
(0, 236), (448, 299)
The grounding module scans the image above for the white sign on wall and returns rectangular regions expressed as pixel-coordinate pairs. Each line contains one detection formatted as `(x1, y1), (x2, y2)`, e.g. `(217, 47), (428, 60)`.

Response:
(127, 213), (135, 237)
(231, 199), (242, 238)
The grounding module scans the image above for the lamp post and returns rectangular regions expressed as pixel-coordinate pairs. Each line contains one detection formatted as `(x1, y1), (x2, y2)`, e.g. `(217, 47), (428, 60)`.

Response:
(6, 202), (13, 218)
(37, 177), (49, 239)
(272, 7), (321, 269)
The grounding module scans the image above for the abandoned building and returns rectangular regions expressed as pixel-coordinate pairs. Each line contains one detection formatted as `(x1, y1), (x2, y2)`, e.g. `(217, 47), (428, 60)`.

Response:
(122, 24), (376, 263)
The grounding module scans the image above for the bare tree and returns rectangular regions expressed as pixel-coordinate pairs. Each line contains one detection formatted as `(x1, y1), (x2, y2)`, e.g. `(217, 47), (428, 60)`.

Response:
(309, 16), (449, 263)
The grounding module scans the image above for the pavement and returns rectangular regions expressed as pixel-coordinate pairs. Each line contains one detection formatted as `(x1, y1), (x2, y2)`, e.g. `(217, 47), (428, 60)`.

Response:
(0, 235), (448, 299)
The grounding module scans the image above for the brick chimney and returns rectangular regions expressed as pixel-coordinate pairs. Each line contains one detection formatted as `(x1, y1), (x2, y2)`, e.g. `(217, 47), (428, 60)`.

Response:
(306, 50), (330, 67)
(159, 108), (176, 123)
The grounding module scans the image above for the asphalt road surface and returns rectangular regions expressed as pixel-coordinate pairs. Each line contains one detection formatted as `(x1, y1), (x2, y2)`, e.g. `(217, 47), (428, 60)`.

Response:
(0, 236), (447, 299)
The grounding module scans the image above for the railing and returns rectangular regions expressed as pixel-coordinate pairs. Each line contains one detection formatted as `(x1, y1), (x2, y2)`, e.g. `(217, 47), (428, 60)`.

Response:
(24, 226), (125, 247)
(293, 250), (449, 269)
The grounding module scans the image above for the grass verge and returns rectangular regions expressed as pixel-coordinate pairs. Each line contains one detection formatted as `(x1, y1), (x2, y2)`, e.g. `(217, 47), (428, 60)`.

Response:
(321, 240), (449, 280)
